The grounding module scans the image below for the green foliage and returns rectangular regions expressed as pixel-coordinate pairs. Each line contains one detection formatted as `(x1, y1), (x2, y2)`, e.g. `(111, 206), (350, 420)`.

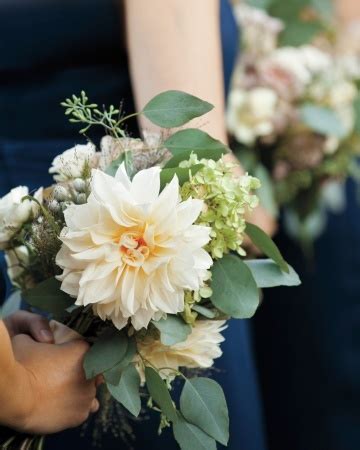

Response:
(107, 364), (141, 417)
(142, 90), (213, 128)
(83, 329), (129, 379)
(300, 104), (346, 139)
(163, 129), (228, 168)
(173, 414), (217, 450)
(145, 367), (177, 422)
(180, 378), (229, 445)
(211, 254), (259, 318)
(191, 304), (216, 319)
(105, 151), (135, 178)
(61, 91), (126, 137)
(245, 222), (289, 272)
(354, 96), (360, 134)
(152, 315), (191, 346)
(160, 165), (204, 189)
(23, 277), (74, 315)
(245, 259), (301, 288)
(253, 164), (279, 218)
(103, 338), (137, 385)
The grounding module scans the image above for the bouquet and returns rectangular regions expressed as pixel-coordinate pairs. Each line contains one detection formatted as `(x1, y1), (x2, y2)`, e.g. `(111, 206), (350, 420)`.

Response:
(228, 3), (360, 249)
(0, 90), (300, 449)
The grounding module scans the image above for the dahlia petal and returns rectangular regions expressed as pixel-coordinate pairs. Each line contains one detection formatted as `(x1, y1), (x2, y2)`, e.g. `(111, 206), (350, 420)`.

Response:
(131, 166), (160, 205)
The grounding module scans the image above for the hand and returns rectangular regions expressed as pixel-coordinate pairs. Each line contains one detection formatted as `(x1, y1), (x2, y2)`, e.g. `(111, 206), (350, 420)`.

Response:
(9, 335), (99, 434)
(4, 311), (54, 343)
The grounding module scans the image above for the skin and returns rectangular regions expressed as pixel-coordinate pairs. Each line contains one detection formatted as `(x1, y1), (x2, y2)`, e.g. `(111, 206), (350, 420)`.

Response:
(0, 313), (99, 434)
(124, 0), (276, 236)
(336, 0), (360, 23)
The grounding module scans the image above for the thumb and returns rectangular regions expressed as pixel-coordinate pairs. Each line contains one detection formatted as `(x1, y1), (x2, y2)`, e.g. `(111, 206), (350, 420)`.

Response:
(28, 315), (54, 344)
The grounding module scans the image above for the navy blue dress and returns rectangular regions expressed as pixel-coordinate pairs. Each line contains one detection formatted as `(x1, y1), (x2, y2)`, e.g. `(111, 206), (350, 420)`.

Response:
(0, 2), (267, 449)
(254, 178), (360, 450)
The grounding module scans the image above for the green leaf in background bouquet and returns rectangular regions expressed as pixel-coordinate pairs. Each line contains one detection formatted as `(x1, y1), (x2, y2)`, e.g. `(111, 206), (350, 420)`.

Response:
(245, 222), (289, 273)
(245, 259), (301, 288)
(160, 164), (204, 189)
(104, 338), (137, 385)
(23, 277), (74, 315)
(145, 367), (177, 422)
(163, 129), (229, 168)
(253, 164), (279, 218)
(107, 364), (141, 417)
(173, 414), (217, 450)
(105, 151), (134, 178)
(84, 329), (129, 379)
(142, 91), (213, 128)
(211, 254), (259, 318)
(300, 104), (346, 139)
(353, 95), (360, 134)
(153, 315), (191, 346)
(180, 378), (229, 446)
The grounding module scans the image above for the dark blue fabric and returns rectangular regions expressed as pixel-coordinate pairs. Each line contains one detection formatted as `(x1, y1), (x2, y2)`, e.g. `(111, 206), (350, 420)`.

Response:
(254, 176), (360, 450)
(0, 1), (268, 449)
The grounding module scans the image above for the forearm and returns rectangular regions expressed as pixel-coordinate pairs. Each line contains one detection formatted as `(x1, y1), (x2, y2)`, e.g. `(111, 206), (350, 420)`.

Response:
(336, 0), (360, 23)
(125, 0), (227, 143)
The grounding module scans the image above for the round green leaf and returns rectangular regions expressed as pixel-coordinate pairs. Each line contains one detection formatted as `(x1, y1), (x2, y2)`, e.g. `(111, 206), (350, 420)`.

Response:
(300, 104), (346, 139)
(23, 277), (74, 315)
(84, 329), (129, 379)
(152, 315), (191, 346)
(142, 91), (213, 128)
(211, 254), (260, 319)
(245, 222), (289, 273)
(180, 378), (229, 445)
(104, 338), (137, 385)
(145, 367), (177, 422)
(107, 364), (141, 417)
(173, 414), (217, 450)
(245, 259), (301, 288)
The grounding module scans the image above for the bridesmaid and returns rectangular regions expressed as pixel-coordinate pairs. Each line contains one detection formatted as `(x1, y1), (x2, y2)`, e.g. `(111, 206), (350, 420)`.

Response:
(0, 1), (270, 449)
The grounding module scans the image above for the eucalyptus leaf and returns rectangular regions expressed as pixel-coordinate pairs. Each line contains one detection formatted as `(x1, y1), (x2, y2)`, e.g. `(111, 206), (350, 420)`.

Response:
(104, 338), (137, 385)
(180, 378), (229, 445)
(160, 164), (204, 189)
(84, 329), (129, 379)
(254, 164), (279, 218)
(245, 259), (301, 288)
(105, 151), (134, 178)
(107, 364), (141, 417)
(145, 367), (177, 422)
(300, 104), (346, 139)
(142, 91), (213, 128)
(23, 277), (74, 315)
(163, 129), (228, 167)
(245, 222), (289, 273)
(153, 315), (191, 346)
(211, 254), (260, 319)
(173, 414), (217, 450)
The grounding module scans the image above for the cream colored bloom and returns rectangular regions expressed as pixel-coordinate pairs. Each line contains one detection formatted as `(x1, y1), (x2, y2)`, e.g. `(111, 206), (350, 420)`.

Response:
(49, 142), (98, 181)
(5, 245), (29, 288)
(227, 87), (278, 145)
(135, 320), (226, 383)
(0, 186), (42, 250)
(56, 165), (212, 330)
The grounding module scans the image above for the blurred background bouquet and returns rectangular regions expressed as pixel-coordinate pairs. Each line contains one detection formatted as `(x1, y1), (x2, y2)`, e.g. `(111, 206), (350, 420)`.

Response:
(228, 1), (360, 250)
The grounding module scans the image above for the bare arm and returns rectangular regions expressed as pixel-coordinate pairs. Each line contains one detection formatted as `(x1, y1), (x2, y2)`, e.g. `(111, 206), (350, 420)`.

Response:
(124, 0), (276, 235)
(336, 0), (360, 23)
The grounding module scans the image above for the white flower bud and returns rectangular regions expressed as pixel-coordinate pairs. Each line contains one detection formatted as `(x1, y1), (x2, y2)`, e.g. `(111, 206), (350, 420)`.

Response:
(76, 193), (87, 204)
(53, 186), (68, 202)
(48, 199), (61, 213)
(73, 178), (86, 192)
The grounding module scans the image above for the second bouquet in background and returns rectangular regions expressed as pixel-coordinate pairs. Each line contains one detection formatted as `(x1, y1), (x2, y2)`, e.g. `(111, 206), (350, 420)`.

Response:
(228, 3), (360, 250)
(0, 90), (300, 450)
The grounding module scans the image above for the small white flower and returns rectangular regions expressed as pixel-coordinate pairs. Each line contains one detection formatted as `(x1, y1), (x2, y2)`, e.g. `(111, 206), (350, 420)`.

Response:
(0, 186), (42, 250)
(49, 142), (98, 181)
(5, 245), (29, 288)
(135, 320), (227, 383)
(227, 87), (278, 145)
(56, 165), (212, 330)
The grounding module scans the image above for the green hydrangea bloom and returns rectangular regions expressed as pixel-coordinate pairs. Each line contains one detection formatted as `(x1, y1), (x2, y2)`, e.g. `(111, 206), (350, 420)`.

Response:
(180, 155), (260, 259)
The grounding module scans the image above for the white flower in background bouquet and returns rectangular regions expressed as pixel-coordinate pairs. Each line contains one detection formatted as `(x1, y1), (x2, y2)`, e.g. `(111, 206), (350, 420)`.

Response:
(228, 2), (360, 249)
(0, 90), (300, 450)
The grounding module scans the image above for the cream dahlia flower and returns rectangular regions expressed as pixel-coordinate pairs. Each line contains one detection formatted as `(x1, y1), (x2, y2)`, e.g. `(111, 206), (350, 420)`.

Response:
(135, 320), (227, 383)
(5, 245), (29, 288)
(56, 165), (212, 330)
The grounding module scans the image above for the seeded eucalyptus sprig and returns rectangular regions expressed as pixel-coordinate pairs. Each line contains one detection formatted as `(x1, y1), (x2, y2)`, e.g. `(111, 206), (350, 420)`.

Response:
(61, 91), (130, 138)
